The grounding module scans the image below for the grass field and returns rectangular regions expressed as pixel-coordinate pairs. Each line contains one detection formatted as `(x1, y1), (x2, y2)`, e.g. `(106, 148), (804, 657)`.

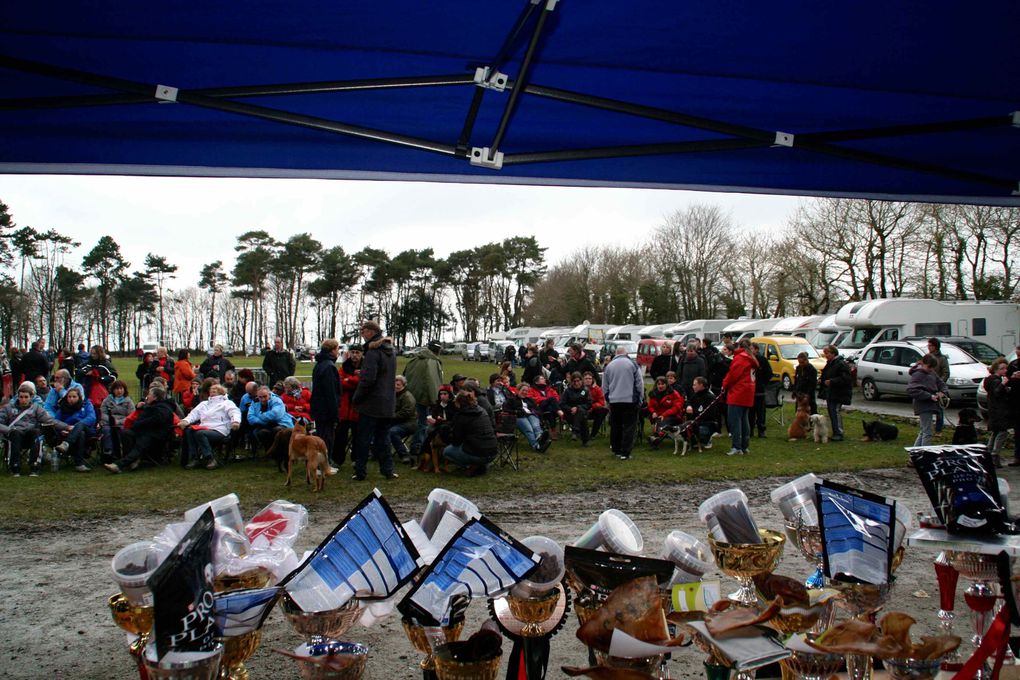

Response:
(0, 353), (918, 526)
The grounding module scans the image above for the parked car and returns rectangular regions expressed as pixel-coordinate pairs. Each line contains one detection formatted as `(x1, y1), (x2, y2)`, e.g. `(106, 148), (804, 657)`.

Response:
(977, 350), (1016, 416)
(901, 335), (1005, 365)
(856, 340), (986, 403)
(635, 338), (672, 374)
(751, 336), (827, 391)
(452, 342), (467, 358)
(463, 342), (479, 361)
(600, 340), (639, 363)
(473, 342), (491, 362)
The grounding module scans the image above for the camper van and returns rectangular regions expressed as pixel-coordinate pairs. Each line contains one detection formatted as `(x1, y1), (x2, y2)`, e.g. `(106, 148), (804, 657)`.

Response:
(722, 318), (785, 343)
(834, 298), (1020, 360)
(808, 314), (850, 350)
(667, 319), (734, 347)
(605, 324), (646, 343)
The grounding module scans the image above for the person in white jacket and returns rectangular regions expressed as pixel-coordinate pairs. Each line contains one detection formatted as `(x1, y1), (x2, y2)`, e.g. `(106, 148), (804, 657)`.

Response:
(177, 383), (240, 469)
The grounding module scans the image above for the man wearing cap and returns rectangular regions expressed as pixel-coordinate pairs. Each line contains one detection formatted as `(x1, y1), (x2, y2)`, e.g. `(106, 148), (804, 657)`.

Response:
(450, 373), (468, 393)
(403, 340), (444, 460)
(351, 320), (399, 480)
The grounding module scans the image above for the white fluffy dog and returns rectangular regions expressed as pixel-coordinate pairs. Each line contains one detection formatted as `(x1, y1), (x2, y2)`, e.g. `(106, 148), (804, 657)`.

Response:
(808, 414), (830, 443)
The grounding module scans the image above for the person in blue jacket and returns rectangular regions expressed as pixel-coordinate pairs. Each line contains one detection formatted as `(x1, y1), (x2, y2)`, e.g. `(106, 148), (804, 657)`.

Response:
(247, 385), (294, 453)
(51, 385), (97, 472)
(44, 368), (84, 417)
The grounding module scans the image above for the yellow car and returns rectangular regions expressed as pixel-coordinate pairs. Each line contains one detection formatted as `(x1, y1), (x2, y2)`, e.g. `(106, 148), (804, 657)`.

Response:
(750, 336), (828, 390)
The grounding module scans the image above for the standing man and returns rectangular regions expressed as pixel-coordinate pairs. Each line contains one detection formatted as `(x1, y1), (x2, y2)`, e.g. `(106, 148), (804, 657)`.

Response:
(404, 339), (444, 458)
(309, 338), (342, 469)
(926, 338), (950, 434)
(602, 346), (644, 460)
(351, 320), (398, 481)
(263, 336), (296, 388)
(20, 339), (50, 384)
(750, 342), (773, 437)
(792, 352), (818, 415)
(520, 344), (542, 385)
(818, 344), (852, 442)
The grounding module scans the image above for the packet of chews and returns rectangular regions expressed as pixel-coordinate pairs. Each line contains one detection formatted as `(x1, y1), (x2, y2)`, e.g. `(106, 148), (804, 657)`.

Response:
(280, 490), (422, 613)
(213, 586), (280, 637)
(815, 480), (895, 585)
(671, 578), (721, 612)
(398, 517), (539, 626)
(909, 444), (1006, 536)
(147, 507), (218, 660)
(564, 546), (675, 600)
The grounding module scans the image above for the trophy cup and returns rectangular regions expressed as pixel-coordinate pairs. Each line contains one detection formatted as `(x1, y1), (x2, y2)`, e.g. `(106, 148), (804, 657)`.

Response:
(401, 617), (466, 678)
(780, 634), (844, 680)
(782, 512), (825, 589)
(707, 529), (786, 608)
(433, 646), (502, 680)
(949, 551), (1002, 680)
(211, 567), (273, 680)
(933, 551), (960, 667)
(831, 581), (893, 680)
(142, 644), (225, 680)
(279, 594), (363, 646)
(275, 641), (369, 680)
(109, 592), (155, 678)
(883, 656), (949, 680)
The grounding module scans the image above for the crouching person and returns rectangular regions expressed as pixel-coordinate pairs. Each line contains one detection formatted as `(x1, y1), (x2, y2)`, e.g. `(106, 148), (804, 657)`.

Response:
(50, 385), (97, 472)
(442, 390), (498, 477)
(0, 381), (57, 477)
(103, 384), (176, 473)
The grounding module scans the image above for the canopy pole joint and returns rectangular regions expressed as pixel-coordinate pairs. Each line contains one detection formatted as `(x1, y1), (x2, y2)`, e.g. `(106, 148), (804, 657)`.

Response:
(474, 67), (508, 92)
(154, 85), (178, 103)
(773, 131), (794, 147)
(470, 147), (504, 169)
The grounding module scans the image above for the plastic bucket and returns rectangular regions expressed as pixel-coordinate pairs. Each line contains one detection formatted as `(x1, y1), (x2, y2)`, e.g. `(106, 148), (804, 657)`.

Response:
(111, 541), (161, 606)
(572, 509), (643, 555)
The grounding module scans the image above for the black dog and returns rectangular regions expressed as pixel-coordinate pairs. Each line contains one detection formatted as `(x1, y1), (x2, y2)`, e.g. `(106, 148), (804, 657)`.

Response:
(862, 420), (899, 442)
(265, 427), (294, 472)
(952, 408), (980, 445)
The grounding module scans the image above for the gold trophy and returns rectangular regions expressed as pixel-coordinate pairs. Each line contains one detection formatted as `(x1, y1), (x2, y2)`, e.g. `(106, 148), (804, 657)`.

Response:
(707, 529), (786, 607)
(142, 644), (225, 680)
(831, 581), (893, 680)
(276, 641), (369, 680)
(213, 567), (273, 680)
(401, 617), (466, 674)
(433, 649), (502, 680)
(108, 592), (154, 674)
(780, 634), (844, 680)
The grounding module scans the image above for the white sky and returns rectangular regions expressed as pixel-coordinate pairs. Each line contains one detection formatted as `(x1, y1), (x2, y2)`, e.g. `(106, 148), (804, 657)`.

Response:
(0, 175), (802, 285)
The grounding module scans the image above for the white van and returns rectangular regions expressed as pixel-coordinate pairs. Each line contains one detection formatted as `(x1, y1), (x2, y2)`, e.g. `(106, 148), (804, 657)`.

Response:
(667, 319), (734, 346)
(834, 298), (1020, 360)
(604, 324), (645, 343)
(722, 318), (785, 343)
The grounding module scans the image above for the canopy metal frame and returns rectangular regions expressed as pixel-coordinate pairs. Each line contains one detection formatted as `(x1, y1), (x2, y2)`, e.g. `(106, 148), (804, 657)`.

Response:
(0, 0), (1017, 197)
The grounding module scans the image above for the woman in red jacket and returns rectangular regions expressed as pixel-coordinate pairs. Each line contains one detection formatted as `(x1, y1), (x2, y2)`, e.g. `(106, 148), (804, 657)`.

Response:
(281, 376), (313, 424)
(336, 345), (363, 465)
(721, 338), (757, 456)
(647, 376), (685, 445)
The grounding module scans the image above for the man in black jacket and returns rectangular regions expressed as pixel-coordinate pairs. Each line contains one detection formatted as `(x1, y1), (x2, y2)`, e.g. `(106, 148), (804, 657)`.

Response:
(351, 320), (398, 481)
(442, 390), (498, 476)
(819, 345), (853, 442)
(263, 336), (296, 387)
(751, 342), (774, 437)
(310, 338), (341, 468)
(103, 385), (176, 473)
(564, 344), (600, 386)
(20, 339), (50, 384)
(792, 352), (818, 415)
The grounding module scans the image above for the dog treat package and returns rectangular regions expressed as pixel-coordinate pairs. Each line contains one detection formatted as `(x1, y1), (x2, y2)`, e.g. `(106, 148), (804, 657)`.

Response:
(816, 480), (895, 585)
(564, 546), (675, 601)
(281, 489), (422, 612)
(147, 508), (218, 660)
(398, 517), (539, 626)
(909, 444), (1007, 536)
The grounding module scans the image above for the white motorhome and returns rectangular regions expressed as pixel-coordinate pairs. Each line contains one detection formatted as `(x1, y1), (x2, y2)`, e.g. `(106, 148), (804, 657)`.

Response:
(668, 319), (734, 346)
(834, 298), (1020, 359)
(636, 323), (675, 339)
(504, 327), (544, 346)
(809, 314), (850, 350)
(605, 324), (646, 343)
(722, 318), (785, 343)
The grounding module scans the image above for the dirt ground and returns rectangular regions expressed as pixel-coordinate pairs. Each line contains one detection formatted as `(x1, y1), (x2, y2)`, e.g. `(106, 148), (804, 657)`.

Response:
(2, 465), (1010, 679)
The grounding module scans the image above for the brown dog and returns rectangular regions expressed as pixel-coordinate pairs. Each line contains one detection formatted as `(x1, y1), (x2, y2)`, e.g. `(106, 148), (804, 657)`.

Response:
(787, 393), (811, 441)
(286, 423), (334, 491)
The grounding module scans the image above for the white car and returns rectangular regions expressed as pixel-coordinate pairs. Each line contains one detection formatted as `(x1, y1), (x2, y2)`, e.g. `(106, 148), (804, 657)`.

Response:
(463, 342), (479, 361)
(856, 340), (986, 403)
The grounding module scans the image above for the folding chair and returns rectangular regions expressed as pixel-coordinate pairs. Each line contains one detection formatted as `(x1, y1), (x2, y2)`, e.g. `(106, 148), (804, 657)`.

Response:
(764, 382), (786, 427)
(494, 411), (520, 471)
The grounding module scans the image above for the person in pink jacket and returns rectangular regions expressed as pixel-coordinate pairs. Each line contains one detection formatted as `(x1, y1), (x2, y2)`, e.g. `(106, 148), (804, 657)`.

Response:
(721, 339), (758, 456)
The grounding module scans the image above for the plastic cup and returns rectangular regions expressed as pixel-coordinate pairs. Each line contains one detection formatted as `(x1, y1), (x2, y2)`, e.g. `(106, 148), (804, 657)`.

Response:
(511, 536), (565, 598)
(661, 530), (713, 580)
(770, 474), (821, 524)
(421, 489), (480, 539)
(112, 541), (162, 606)
(185, 493), (244, 535)
(572, 509), (643, 555)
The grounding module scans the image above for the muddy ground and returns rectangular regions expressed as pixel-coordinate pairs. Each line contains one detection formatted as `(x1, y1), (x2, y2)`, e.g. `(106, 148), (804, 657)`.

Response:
(2, 465), (1010, 679)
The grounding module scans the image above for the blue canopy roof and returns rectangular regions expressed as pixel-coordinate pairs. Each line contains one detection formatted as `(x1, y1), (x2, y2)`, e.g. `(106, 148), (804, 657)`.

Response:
(2, 1), (1018, 204)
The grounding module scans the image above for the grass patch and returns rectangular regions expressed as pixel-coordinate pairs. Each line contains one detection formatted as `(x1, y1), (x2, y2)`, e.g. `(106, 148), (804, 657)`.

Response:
(0, 407), (916, 526)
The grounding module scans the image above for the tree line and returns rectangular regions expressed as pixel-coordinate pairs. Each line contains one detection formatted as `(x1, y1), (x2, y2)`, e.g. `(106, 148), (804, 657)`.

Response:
(0, 199), (546, 353)
(524, 200), (1019, 325)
